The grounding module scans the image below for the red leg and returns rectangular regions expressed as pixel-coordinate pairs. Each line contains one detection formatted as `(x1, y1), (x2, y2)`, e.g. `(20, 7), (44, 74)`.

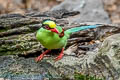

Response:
(55, 48), (64, 61)
(35, 50), (51, 62)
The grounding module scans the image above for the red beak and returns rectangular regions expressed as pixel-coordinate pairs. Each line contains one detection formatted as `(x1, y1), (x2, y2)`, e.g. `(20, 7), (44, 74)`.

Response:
(50, 28), (59, 34)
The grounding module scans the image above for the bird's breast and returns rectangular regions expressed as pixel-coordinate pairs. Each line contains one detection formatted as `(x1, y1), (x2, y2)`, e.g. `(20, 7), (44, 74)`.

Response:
(36, 29), (67, 49)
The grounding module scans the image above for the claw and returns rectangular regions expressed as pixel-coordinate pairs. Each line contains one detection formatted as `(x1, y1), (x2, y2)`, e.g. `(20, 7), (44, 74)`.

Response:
(35, 50), (51, 62)
(55, 48), (64, 61)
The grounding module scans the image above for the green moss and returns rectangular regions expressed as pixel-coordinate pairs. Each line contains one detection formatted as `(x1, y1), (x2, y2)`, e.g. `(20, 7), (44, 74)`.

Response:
(0, 43), (26, 55)
(0, 29), (7, 32)
(0, 32), (39, 56)
(0, 50), (22, 56)
(74, 73), (104, 80)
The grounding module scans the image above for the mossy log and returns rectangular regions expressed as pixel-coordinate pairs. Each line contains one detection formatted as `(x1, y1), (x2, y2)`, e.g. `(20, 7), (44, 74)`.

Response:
(0, 10), (120, 80)
(0, 10), (120, 56)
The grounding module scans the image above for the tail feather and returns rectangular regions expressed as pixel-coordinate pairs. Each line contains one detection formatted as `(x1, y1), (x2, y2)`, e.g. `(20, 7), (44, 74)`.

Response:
(65, 25), (100, 34)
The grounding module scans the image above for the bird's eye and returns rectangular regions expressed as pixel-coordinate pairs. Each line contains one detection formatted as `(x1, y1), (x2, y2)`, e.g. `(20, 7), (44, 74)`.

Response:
(43, 25), (50, 30)
(45, 26), (50, 30)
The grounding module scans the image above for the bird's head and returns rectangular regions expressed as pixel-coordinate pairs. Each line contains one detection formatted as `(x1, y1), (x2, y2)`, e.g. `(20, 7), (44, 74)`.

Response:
(42, 20), (59, 34)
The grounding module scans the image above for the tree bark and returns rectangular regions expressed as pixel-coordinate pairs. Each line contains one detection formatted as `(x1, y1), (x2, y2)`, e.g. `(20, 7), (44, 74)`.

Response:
(0, 10), (120, 80)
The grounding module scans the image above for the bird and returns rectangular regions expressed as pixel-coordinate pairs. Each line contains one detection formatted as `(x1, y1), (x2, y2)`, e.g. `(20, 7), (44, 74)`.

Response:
(35, 19), (100, 62)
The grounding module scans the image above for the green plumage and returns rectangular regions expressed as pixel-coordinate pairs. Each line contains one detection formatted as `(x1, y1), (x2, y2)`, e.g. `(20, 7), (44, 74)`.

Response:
(36, 26), (68, 49)
(36, 25), (99, 49)
(35, 20), (101, 61)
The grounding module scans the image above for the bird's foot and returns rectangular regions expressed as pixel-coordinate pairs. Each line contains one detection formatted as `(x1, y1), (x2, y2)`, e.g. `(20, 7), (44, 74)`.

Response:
(35, 50), (51, 62)
(55, 48), (64, 61)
